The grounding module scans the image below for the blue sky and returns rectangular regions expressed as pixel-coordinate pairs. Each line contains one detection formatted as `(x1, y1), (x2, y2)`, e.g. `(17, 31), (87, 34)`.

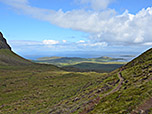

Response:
(0, 0), (152, 59)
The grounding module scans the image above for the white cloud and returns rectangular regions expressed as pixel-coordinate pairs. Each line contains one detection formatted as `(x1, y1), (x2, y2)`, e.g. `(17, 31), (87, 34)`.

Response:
(1, 0), (152, 46)
(143, 42), (152, 46)
(89, 8), (152, 45)
(9, 40), (108, 52)
(89, 42), (108, 47)
(79, 0), (113, 10)
(77, 40), (85, 43)
(81, 42), (108, 47)
(2, 0), (28, 4)
(43, 40), (59, 45)
(8, 40), (42, 46)
(62, 40), (67, 43)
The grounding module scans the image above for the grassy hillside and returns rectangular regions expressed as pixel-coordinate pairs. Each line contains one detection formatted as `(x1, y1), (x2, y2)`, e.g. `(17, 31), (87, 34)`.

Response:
(123, 48), (152, 69)
(0, 49), (122, 113)
(89, 48), (152, 113)
(0, 49), (33, 66)
(0, 65), (108, 113)
(47, 48), (152, 114)
(1, 47), (152, 113)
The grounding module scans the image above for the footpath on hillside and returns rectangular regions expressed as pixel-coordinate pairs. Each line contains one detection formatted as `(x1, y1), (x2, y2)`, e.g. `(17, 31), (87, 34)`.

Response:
(80, 72), (124, 114)
(102, 72), (124, 97)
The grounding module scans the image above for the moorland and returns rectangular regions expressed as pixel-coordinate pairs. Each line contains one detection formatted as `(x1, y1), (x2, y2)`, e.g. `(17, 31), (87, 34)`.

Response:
(0, 32), (152, 114)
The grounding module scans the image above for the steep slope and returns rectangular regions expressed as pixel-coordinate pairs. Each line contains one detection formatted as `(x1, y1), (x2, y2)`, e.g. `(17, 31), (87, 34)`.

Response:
(0, 32), (11, 50)
(0, 32), (33, 65)
(90, 48), (152, 113)
(123, 48), (152, 69)
(0, 49), (33, 66)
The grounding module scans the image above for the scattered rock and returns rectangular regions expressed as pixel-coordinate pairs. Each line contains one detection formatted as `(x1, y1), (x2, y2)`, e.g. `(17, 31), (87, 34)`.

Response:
(124, 86), (127, 90)
(125, 80), (128, 83)
(72, 97), (80, 102)
(96, 89), (102, 93)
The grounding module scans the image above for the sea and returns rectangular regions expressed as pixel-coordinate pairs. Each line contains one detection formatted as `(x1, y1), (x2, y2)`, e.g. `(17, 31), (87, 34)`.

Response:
(21, 51), (142, 62)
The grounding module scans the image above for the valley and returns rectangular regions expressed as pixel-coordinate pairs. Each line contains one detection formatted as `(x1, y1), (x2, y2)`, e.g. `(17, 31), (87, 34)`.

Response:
(0, 32), (152, 113)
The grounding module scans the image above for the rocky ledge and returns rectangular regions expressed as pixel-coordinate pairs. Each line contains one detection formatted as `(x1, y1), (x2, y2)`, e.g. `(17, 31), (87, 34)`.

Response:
(0, 32), (11, 50)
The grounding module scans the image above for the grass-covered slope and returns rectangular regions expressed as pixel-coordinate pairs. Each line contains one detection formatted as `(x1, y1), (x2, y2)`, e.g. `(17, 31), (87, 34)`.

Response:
(47, 48), (152, 114)
(90, 48), (152, 114)
(0, 49), (33, 66)
(123, 48), (152, 69)
(0, 35), (152, 114)
(0, 65), (107, 113)
(0, 32), (33, 66)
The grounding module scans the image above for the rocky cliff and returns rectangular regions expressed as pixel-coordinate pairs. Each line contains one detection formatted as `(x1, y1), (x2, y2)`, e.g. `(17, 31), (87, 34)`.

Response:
(0, 32), (11, 50)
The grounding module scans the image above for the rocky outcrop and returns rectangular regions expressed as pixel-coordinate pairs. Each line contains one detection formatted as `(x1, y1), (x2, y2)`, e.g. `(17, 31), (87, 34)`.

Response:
(0, 32), (11, 50)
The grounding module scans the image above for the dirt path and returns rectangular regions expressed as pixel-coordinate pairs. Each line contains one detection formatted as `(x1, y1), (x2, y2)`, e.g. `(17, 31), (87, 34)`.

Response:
(79, 72), (124, 114)
(102, 72), (124, 97)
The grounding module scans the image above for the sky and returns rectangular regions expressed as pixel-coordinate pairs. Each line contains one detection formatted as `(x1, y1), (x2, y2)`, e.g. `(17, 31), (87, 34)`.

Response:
(0, 0), (152, 59)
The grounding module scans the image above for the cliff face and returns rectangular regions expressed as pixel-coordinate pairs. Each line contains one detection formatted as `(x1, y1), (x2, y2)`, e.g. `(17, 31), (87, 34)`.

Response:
(0, 32), (34, 65)
(0, 32), (11, 50)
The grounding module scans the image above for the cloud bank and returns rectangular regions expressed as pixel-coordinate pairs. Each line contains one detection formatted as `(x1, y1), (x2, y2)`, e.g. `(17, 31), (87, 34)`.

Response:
(9, 39), (108, 54)
(1, 0), (152, 46)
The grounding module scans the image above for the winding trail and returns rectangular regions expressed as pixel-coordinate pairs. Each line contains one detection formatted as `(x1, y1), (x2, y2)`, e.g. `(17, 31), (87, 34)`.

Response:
(79, 72), (124, 114)
(102, 72), (124, 97)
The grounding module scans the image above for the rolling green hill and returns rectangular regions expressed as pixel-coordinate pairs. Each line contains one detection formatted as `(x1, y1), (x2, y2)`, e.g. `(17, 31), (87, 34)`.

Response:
(36, 56), (126, 73)
(36, 56), (125, 66)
